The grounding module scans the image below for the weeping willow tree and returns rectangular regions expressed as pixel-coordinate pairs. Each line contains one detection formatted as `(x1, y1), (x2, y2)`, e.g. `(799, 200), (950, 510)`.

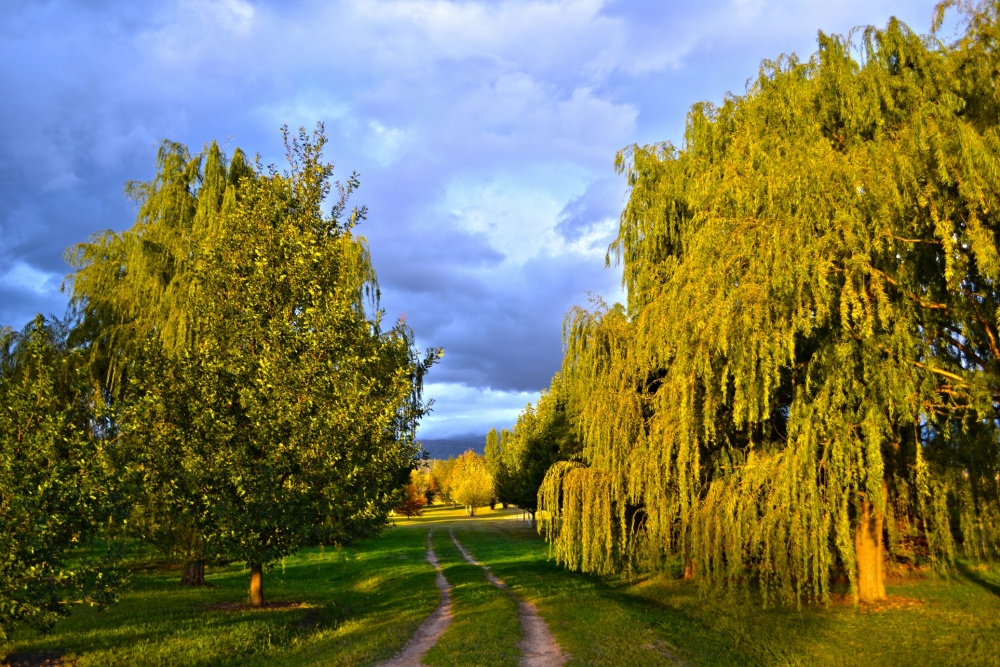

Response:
(540, 2), (1000, 604)
(64, 138), (255, 584)
(67, 139), (255, 383)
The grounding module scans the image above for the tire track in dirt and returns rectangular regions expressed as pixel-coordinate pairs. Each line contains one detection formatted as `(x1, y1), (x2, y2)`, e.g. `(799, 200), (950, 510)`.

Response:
(449, 530), (568, 667)
(379, 531), (453, 667)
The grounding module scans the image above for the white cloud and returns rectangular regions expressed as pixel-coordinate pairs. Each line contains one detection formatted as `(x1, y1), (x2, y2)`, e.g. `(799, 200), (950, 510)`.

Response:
(366, 120), (413, 167)
(337, 0), (618, 78)
(433, 158), (631, 268)
(258, 91), (353, 134)
(438, 171), (576, 263)
(442, 77), (638, 162)
(418, 381), (539, 438)
(144, 0), (256, 64)
(0, 263), (61, 296)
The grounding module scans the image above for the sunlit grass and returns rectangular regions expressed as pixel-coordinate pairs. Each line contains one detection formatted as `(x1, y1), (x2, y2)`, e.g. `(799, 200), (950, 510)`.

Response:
(392, 502), (523, 526)
(452, 517), (1000, 666)
(4, 503), (999, 665)
(3, 529), (439, 667)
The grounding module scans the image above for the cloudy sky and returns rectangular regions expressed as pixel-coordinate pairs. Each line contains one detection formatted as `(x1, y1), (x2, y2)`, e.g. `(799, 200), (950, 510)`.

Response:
(2, 0), (944, 439)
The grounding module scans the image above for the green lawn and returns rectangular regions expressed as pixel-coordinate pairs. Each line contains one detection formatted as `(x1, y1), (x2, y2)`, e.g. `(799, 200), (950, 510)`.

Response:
(2, 527), (440, 667)
(3, 504), (999, 666)
(445, 512), (1000, 666)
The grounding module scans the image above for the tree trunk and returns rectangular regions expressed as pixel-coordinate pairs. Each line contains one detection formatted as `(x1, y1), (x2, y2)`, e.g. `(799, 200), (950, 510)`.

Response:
(530, 510), (537, 531)
(683, 559), (696, 580)
(180, 560), (206, 586)
(249, 563), (264, 607)
(854, 497), (886, 603)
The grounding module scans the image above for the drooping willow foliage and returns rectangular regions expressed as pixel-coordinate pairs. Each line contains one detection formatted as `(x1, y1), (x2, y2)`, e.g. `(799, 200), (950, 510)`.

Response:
(65, 140), (255, 389)
(540, 2), (1000, 604)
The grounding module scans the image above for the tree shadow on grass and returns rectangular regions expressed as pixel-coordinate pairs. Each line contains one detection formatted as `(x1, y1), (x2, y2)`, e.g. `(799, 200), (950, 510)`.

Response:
(956, 561), (1000, 598)
(1, 649), (76, 667)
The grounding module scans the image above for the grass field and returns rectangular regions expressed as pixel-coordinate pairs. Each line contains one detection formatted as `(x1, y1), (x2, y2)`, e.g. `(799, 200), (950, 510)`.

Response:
(3, 504), (1000, 666)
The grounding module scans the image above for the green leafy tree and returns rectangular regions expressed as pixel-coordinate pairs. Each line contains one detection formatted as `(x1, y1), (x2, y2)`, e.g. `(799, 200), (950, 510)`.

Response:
(67, 126), (438, 605)
(0, 316), (124, 641)
(540, 3), (1000, 605)
(497, 376), (577, 528)
(484, 427), (507, 508)
(450, 450), (494, 516)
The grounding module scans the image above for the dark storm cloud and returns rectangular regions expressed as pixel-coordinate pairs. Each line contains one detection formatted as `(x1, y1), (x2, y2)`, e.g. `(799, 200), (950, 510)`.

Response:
(372, 230), (505, 299)
(0, 1), (185, 328)
(0, 283), (68, 328)
(382, 250), (619, 393)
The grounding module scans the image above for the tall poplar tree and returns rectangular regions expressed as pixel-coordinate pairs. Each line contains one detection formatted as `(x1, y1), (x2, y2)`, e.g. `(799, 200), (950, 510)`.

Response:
(541, 2), (1000, 604)
(496, 376), (576, 527)
(484, 427), (507, 508)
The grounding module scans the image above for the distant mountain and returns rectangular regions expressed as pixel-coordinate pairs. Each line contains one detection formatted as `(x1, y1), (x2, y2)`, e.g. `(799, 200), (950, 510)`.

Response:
(419, 433), (487, 460)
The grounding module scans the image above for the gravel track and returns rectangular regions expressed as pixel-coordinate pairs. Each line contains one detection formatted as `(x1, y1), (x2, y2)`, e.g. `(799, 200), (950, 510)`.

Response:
(449, 530), (568, 667)
(378, 531), (453, 667)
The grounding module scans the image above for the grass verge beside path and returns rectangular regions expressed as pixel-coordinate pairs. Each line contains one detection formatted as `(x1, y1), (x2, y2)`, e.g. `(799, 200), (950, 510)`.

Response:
(450, 513), (1000, 667)
(3, 527), (439, 667)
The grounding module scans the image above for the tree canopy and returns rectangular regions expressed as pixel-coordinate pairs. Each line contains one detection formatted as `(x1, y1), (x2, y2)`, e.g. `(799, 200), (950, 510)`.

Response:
(65, 126), (438, 604)
(430, 457), (458, 506)
(450, 450), (494, 516)
(0, 317), (123, 639)
(493, 376), (577, 525)
(540, 2), (1000, 604)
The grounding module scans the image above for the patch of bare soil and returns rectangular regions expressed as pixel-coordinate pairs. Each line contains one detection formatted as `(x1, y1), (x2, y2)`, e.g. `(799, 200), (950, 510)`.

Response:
(378, 531), (453, 667)
(449, 530), (568, 667)
(202, 600), (304, 612)
(515, 598), (568, 667)
(2, 651), (76, 667)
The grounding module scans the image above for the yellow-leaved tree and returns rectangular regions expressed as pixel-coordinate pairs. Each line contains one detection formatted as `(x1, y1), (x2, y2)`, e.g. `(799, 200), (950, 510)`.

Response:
(450, 450), (494, 516)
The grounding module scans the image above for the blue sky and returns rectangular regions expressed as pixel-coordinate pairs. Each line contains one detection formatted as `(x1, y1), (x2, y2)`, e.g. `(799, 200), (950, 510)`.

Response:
(1, 0), (944, 439)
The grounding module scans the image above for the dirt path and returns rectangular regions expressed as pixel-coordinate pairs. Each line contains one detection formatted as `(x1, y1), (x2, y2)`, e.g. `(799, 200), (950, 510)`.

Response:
(378, 531), (453, 667)
(449, 530), (568, 667)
